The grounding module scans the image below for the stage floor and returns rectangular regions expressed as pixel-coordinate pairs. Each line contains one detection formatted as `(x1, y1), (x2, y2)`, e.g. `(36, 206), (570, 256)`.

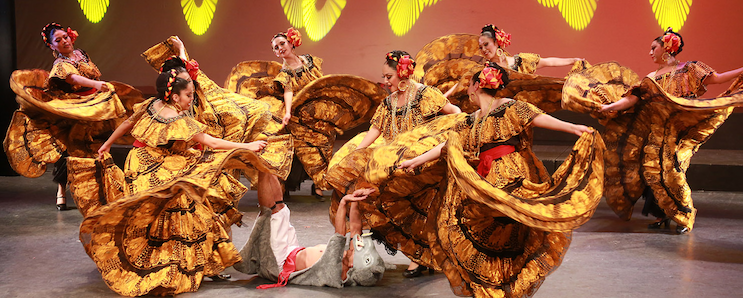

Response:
(1, 172), (743, 298)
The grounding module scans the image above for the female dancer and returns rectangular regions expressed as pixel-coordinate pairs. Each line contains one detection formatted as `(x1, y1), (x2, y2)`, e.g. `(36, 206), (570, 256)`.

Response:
(75, 70), (287, 296)
(414, 24), (584, 114)
(4, 22), (143, 210)
(141, 36), (289, 183)
(329, 63), (603, 297)
(567, 28), (743, 234)
(225, 29), (386, 201)
(326, 50), (461, 278)
(478, 24), (581, 74)
(356, 50), (461, 149)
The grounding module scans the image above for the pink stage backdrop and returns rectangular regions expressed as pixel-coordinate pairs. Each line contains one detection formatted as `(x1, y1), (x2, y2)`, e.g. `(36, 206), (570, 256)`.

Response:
(15, 1), (743, 96)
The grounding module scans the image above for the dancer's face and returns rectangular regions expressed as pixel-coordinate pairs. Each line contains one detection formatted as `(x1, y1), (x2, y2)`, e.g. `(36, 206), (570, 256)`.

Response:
(50, 29), (74, 55)
(272, 36), (294, 60)
(478, 35), (498, 61)
(382, 64), (402, 92)
(649, 40), (665, 64)
(172, 82), (195, 111)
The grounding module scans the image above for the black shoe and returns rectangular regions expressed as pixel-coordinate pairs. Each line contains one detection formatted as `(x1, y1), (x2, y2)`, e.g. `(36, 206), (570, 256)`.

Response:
(676, 226), (690, 235)
(403, 265), (433, 278)
(208, 274), (231, 281)
(310, 183), (325, 202)
(56, 203), (68, 211)
(648, 218), (670, 229)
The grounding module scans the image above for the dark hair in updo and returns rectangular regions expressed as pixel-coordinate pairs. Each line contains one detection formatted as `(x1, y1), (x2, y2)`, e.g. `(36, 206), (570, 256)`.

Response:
(41, 23), (64, 46)
(384, 50), (415, 69)
(653, 28), (684, 57)
(160, 57), (188, 75)
(480, 24), (498, 41)
(471, 62), (510, 96)
(156, 72), (192, 102)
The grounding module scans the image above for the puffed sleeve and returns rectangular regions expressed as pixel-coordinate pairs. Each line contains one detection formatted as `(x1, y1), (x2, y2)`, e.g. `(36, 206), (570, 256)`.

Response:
(514, 53), (542, 74)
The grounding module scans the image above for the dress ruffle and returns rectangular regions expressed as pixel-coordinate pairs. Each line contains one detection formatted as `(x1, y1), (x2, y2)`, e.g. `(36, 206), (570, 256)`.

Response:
(562, 62), (738, 230)
(4, 68), (144, 177)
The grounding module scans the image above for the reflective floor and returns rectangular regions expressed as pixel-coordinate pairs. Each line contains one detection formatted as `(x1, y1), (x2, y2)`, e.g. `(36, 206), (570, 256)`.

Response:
(1, 172), (743, 297)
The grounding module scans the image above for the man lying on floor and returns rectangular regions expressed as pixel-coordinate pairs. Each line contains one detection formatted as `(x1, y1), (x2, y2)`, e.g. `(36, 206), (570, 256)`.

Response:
(233, 186), (385, 288)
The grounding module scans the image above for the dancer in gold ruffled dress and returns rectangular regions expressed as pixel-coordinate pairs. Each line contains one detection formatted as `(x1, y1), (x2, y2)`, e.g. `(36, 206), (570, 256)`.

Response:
(562, 28), (743, 234)
(69, 69), (292, 296)
(328, 63), (604, 297)
(414, 24), (585, 113)
(140, 36), (284, 185)
(225, 28), (387, 199)
(3, 23), (144, 210)
(325, 50), (460, 277)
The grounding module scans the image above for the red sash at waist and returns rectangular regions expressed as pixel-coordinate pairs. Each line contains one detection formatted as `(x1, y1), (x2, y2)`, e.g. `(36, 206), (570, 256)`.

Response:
(74, 88), (97, 96)
(257, 246), (306, 289)
(477, 145), (516, 177)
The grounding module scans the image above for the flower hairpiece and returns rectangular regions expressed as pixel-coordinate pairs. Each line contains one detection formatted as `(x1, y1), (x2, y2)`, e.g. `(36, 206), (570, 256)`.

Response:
(66, 27), (78, 44)
(661, 29), (681, 55)
(494, 28), (511, 48)
(478, 66), (504, 90)
(396, 55), (415, 79)
(286, 27), (302, 48)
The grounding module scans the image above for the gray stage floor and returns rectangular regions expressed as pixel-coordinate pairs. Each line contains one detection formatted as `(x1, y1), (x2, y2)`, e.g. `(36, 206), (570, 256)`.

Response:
(1, 172), (743, 298)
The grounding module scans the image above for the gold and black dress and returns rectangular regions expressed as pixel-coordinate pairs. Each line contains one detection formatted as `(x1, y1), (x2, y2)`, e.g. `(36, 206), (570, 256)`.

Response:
(563, 61), (743, 230)
(69, 98), (292, 296)
(4, 49), (144, 178)
(142, 39), (278, 185)
(328, 100), (605, 297)
(225, 55), (386, 190)
(325, 85), (451, 228)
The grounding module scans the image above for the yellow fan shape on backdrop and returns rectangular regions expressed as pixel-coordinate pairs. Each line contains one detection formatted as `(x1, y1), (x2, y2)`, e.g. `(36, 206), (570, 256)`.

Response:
(386, 0), (439, 36)
(650, 0), (692, 31)
(77, 0), (109, 23)
(537, 0), (597, 31)
(181, 0), (218, 36)
(281, 0), (346, 41)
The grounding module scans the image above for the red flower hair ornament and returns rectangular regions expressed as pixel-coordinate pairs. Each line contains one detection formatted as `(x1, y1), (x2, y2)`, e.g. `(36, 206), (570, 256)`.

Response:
(66, 27), (79, 44)
(159, 56), (200, 82)
(662, 31), (681, 55)
(483, 24), (511, 48)
(396, 55), (415, 79)
(478, 66), (504, 90)
(286, 27), (303, 48)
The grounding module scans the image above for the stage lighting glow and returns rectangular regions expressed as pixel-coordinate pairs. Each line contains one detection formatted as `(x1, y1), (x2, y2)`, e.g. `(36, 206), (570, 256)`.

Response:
(77, 0), (109, 23)
(303, 0), (346, 41)
(387, 0), (439, 36)
(537, 0), (558, 8)
(537, 0), (596, 31)
(558, 0), (596, 30)
(281, 0), (304, 29)
(181, 0), (218, 36)
(650, 0), (692, 31)
(281, 0), (346, 41)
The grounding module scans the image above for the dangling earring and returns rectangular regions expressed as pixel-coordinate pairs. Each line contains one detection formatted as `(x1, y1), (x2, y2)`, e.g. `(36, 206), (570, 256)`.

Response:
(398, 80), (408, 92)
(662, 52), (671, 63)
(52, 50), (59, 59)
(495, 47), (505, 59)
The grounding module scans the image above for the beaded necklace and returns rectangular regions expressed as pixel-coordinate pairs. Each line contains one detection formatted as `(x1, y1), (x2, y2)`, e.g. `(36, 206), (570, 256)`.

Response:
(389, 83), (417, 137)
